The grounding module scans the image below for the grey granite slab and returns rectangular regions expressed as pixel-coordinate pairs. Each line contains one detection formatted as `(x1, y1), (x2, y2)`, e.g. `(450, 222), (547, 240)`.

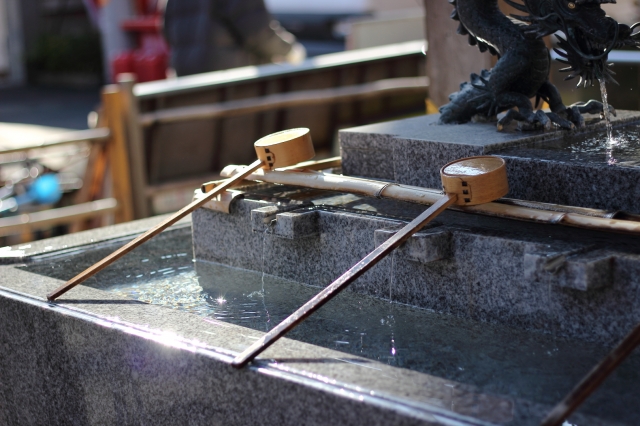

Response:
(339, 111), (640, 212)
(192, 189), (640, 347)
(341, 111), (640, 152)
(0, 207), (638, 424)
(0, 214), (192, 265)
(499, 151), (640, 213)
(0, 216), (520, 426)
(375, 227), (453, 264)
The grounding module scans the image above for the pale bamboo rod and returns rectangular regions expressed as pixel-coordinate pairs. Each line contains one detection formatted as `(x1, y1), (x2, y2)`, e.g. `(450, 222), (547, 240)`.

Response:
(201, 157), (343, 192)
(216, 157), (634, 219)
(0, 199), (118, 237)
(219, 167), (640, 235)
(139, 77), (428, 127)
(0, 128), (110, 156)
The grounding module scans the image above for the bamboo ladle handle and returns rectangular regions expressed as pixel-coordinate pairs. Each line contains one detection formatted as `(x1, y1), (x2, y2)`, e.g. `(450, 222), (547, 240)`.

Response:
(232, 156), (509, 368)
(47, 128), (315, 301)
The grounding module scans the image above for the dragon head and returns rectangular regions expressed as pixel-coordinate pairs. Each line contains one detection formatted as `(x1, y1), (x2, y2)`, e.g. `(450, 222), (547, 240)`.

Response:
(506, 0), (640, 85)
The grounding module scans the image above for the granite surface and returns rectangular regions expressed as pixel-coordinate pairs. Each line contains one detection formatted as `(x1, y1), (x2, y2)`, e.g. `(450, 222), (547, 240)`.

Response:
(5, 112), (640, 425)
(192, 191), (640, 347)
(0, 211), (638, 424)
(0, 217), (521, 426)
(500, 153), (640, 213)
(340, 111), (640, 212)
(0, 214), (192, 265)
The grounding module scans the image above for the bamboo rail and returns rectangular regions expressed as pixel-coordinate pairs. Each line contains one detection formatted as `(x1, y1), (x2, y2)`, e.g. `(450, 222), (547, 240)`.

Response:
(139, 77), (428, 126)
(219, 164), (640, 235)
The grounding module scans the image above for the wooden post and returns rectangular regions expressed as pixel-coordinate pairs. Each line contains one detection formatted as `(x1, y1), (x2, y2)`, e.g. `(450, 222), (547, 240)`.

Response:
(118, 74), (150, 219)
(102, 85), (135, 223)
(424, 1), (493, 107)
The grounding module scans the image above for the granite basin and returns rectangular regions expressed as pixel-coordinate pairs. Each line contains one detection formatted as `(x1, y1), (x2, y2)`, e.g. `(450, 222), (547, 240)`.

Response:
(340, 111), (640, 213)
(0, 213), (638, 425)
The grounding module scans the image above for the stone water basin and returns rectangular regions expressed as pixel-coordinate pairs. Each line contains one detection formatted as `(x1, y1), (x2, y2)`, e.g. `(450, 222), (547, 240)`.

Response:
(499, 125), (640, 167)
(340, 111), (640, 213)
(1, 209), (639, 425)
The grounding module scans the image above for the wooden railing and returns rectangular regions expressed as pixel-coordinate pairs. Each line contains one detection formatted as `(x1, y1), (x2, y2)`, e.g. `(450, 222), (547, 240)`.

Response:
(118, 41), (428, 218)
(0, 41), (428, 239)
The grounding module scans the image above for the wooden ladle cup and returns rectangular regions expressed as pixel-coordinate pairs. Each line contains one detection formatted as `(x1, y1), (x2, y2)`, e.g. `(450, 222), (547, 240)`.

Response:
(47, 128), (315, 301)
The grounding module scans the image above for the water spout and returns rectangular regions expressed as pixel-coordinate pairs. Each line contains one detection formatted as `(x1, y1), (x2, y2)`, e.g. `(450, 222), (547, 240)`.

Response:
(598, 78), (614, 143)
(598, 78), (621, 165)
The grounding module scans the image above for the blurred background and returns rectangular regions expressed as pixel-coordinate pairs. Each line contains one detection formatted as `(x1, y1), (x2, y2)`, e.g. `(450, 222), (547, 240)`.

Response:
(0, 0), (638, 246)
(0, 0), (426, 246)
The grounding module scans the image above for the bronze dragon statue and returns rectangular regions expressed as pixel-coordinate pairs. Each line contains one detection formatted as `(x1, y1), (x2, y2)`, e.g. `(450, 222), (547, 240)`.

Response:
(438, 0), (640, 130)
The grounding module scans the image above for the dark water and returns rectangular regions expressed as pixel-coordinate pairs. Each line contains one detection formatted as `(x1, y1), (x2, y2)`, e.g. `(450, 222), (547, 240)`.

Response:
(501, 124), (640, 167)
(21, 228), (640, 423)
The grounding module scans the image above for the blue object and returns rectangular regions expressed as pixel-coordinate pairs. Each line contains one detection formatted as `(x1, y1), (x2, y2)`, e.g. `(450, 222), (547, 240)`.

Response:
(29, 174), (62, 205)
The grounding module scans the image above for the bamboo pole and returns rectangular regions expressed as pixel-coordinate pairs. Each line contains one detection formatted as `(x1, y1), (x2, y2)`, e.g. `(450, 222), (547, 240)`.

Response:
(232, 194), (458, 368)
(200, 157), (343, 192)
(219, 166), (640, 235)
(139, 77), (428, 127)
(541, 323), (640, 426)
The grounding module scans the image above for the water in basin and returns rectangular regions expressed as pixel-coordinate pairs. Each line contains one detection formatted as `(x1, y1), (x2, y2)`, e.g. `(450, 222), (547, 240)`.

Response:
(500, 123), (640, 167)
(21, 228), (640, 424)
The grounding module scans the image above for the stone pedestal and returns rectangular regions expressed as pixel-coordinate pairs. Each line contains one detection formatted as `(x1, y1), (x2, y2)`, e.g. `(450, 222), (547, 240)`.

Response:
(340, 111), (640, 213)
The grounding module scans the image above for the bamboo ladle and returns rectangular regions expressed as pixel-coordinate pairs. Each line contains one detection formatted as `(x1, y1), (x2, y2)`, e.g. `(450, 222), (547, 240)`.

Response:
(232, 155), (510, 368)
(47, 128), (315, 301)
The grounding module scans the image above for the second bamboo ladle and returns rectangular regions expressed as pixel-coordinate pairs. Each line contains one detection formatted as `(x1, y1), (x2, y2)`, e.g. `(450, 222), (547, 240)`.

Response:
(232, 155), (509, 368)
(47, 128), (315, 301)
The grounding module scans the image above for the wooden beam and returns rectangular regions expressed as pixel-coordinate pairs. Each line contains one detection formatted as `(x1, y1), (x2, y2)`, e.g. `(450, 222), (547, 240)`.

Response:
(139, 77), (429, 126)
(0, 128), (109, 155)
(424, 0), (492, 107)
(118, 74), (150, 219)
(102, 86), (136, 223)
(0, 199), (118, 237)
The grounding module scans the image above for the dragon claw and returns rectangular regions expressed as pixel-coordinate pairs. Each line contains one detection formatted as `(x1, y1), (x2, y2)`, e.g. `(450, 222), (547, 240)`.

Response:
(497, 108), (557, 131)
(566, 100), (616, 125)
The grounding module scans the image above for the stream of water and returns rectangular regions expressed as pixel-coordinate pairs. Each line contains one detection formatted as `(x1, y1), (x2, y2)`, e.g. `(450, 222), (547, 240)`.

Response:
(598, 78), (618, 165)
(598, 78), (613, 142)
